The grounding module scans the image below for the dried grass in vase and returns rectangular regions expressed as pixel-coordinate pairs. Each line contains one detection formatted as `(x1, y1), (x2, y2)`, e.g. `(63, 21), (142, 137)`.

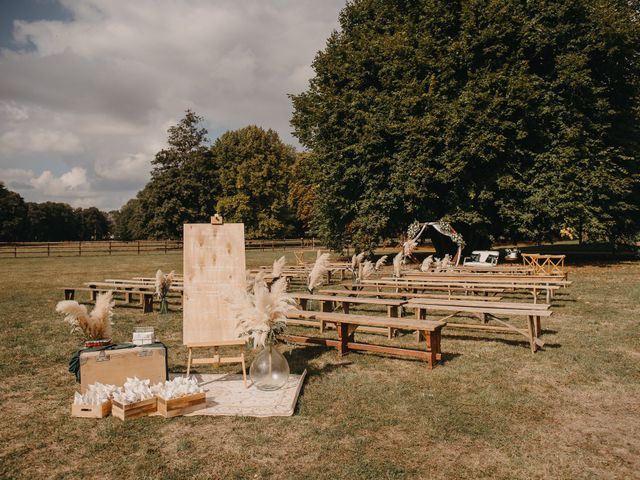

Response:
(155, 269), (174, 314)
(56, 291), (115, 345)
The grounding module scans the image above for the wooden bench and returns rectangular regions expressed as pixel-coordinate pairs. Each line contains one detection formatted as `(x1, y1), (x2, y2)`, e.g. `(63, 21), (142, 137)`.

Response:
(62, 287), (155, 313)
(283, 310), (446, 368)
(406, 298), (552, 353)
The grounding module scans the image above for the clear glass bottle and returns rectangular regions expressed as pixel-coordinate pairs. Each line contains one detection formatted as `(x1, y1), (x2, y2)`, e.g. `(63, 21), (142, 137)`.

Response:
(250, 343), (290, 391)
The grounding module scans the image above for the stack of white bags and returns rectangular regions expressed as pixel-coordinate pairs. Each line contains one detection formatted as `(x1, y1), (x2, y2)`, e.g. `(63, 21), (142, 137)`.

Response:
(152, 377), (203, 400)
(73, 382), (118, 405)
(76, 376), (204, 405)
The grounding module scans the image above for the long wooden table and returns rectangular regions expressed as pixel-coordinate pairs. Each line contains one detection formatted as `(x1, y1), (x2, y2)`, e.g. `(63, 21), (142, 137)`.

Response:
(371, 278), (561, 303)
(406, 298), (552, 353)
(319, 288), (503, 302)
(283, 310), (446, 368)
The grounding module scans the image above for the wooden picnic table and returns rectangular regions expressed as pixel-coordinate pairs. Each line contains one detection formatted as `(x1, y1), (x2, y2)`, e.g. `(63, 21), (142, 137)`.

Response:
(283, 309), (446, 368)
(343, 280), (506, 297)
(373, 278), (562, 303)
(318, 288), (503, 302)
(406, 298), (552, 353)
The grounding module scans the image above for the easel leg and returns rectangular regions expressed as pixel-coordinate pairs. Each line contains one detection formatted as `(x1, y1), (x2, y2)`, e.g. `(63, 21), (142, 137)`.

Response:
(186, 348), (193, 376)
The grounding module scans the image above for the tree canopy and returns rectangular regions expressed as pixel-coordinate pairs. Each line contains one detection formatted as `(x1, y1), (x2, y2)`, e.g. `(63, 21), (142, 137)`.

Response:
(214, 125), (297, 238)
(291, 0), (640, 251)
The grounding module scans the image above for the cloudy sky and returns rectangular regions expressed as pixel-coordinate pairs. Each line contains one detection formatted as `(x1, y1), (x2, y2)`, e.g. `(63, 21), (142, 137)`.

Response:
(0, 0), (345, 210)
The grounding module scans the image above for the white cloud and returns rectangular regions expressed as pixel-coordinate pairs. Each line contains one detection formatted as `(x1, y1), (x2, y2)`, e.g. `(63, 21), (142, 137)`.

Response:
(0, 0), (345, 209)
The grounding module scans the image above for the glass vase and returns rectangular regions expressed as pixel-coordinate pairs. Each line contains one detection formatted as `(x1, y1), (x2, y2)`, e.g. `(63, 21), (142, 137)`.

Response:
(250, 344), (290, 391)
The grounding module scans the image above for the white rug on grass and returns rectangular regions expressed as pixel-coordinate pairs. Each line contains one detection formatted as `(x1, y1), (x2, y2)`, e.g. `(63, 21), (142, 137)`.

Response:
(169, 370), (306, 417)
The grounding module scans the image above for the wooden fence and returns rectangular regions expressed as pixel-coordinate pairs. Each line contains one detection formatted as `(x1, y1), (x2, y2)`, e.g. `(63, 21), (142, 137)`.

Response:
(0, 238), (318, 258)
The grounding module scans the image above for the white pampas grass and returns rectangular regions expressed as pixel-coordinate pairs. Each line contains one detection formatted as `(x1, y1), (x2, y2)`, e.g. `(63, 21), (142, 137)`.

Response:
(56, 291), (114, 340)
(403, 239), (418, 257)
(351, 251), (366, 270)
(440, 254), (451, 271)
(230, 277), (296, 348)
(308, 253), (331, 292)
(374, 255), (388, 271)
(393, 251), (403, 277)
(154, 269), (174, 298)
(272, 255), (286, 278)
(360, 260), (375, 280)
(420, 255), (434, 272)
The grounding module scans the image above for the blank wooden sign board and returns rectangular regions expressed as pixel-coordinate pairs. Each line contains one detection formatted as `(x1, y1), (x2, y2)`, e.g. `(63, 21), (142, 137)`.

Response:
(183, 222), (246, 343)
(183, 221), (248, 385)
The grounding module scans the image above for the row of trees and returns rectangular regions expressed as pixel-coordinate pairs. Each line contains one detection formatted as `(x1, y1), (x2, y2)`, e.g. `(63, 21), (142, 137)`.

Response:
(3, 0), (639, 249)
(0, 183), (111, 242)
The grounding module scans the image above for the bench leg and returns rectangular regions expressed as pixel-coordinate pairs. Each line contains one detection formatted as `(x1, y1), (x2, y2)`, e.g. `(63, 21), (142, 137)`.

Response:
(341, 302), (350, 315)
(387, 306), (399, 338)
(143, 294), (154, 313)
(91, 289), (98, 301)
(535, 316), (542, 337)
(527, 316), (537, 353)
(299, 298), (308, 310)
(321, 300), (332, 313)
(336, 322), (349, 357)
(425, 331), (436, 369)
(64, 289), (75, 300)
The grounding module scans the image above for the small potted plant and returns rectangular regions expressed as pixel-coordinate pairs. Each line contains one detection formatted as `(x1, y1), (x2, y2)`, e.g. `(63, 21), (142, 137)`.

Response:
(56, 291), (115, 348)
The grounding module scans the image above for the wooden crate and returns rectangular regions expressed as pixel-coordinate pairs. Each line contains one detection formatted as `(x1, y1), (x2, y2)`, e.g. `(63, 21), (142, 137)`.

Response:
(71, 400), (111, 418)
(111, 397), (157, 421)
(156, 392), (206, 418)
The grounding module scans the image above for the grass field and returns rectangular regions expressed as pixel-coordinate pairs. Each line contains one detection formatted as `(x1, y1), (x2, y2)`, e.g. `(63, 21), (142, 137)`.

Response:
(1, 251), (639, 479)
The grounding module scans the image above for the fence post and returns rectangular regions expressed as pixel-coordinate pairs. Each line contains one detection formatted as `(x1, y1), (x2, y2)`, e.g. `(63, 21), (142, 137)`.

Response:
(108, 241), (112, 255)
(14, 245), (17, 258)
(164, 240), (167, 254)
(272, 239), (275, 251)
(47, 243), (50, 257)
(137, 241), (141, 255)
(79, 241), (82, 256)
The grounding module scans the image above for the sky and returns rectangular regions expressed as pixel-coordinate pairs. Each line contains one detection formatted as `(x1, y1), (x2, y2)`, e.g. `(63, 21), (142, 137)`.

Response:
(0, 0), (346, 210)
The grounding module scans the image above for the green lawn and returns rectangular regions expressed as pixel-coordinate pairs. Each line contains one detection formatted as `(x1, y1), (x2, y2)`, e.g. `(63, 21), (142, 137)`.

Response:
(1, 252), (639, 479)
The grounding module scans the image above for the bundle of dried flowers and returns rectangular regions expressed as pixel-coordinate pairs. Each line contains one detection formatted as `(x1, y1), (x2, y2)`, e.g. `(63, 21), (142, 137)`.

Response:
(308, 252), (331, 293)
(56, 291), (114, 341)
(155, 269), (174, 314)
(231, 277), (296, 348)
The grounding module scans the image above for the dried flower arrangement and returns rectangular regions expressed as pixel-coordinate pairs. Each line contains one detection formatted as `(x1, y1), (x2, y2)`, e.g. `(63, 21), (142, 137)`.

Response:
(393, 251), (403, 277)
(56, 291), (115, 342)
(419, 255), (433, 272)
(271, 255), (286, 279)
(230, 276), (296, 349)
(374, 255), (388, 271)
(155, 269), (174, 314)
(308, 251), (331, 293)
(359, 260), (375, 281)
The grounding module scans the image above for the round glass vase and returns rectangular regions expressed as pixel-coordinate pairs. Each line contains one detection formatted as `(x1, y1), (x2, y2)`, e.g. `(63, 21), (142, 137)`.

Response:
(250, 343), (290, 391)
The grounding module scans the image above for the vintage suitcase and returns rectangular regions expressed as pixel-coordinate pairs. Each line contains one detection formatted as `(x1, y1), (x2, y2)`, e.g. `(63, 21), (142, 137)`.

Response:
(72, 343), (168, 392)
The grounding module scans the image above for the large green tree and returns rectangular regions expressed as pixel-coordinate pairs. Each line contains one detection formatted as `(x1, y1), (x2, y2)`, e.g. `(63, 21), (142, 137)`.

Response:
(213, 125), (297, 238)
(291, 0), (640, 250)
(0, 183), (29, 241)
(137, 110), (218, 238)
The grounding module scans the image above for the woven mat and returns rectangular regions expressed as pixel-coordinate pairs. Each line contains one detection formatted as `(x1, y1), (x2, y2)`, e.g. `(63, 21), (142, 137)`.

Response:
(169, 370), (306, 417)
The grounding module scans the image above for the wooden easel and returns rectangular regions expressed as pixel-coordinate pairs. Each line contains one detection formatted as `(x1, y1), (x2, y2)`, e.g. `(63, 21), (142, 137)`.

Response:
(183, 216), (248, 386)
(185, 339), (247, 387)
